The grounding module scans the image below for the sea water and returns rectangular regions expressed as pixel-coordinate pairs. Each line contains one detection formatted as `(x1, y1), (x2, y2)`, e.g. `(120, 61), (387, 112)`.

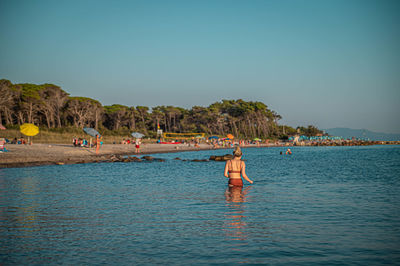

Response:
(1, 145), (400, 265)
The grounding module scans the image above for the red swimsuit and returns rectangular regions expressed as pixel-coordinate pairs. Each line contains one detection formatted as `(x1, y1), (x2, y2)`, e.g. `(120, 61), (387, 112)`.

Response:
(228, 160), (244, 187)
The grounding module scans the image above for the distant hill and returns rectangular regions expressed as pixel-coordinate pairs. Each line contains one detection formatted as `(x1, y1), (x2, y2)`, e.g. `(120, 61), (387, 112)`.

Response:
(324, 128), (400, 141)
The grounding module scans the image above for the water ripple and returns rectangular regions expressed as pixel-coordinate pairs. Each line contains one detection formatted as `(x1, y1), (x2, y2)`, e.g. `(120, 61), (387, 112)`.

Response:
(1, 145), (400, 265)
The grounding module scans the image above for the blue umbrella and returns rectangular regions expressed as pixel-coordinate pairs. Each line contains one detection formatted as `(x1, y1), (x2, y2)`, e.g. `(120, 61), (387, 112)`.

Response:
(83, 127), (100, 137)
(131, 132), (145, 138)
(208, 136), (219, 139)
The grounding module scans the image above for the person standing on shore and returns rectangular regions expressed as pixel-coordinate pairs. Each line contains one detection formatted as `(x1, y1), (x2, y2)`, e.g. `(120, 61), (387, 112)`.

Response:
(224, 146), (253, 187)
(135, 139), (141, 153)
(96, 134), (101, 154)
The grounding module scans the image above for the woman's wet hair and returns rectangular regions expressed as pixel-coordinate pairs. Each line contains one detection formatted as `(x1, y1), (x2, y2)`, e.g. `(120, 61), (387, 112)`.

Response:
(233, 146), (242, 157)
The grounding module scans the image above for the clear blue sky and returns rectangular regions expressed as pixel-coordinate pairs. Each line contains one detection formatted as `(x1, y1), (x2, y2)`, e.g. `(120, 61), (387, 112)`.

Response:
(1, 0), (399, 133)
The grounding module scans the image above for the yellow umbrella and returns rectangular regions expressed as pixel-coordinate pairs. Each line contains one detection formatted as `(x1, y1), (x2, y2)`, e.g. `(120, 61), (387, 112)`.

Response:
(227, 134), (234, 139)
(20, 123), (39, 136)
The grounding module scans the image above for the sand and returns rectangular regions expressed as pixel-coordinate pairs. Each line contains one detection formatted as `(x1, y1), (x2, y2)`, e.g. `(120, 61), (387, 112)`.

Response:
(0, 143), (233, 168)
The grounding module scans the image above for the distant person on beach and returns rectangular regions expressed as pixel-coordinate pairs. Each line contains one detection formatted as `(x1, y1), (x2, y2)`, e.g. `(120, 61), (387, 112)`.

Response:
(95, 135), (101, 154)
(224, 146), (253, 187)
(135, 139), (141, 153)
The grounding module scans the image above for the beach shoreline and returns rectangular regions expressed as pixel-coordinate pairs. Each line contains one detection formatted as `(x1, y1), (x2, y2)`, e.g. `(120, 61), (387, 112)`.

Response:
(1, 141), (397, 169)
(0, 143), (233, 168)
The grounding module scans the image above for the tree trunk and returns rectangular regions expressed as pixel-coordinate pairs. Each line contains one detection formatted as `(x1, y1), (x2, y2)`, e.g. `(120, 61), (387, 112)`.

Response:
(56, 109), (62, 128)
(45, 111), (51, 128)
(94, 109), (99, 130)
(4, 107), (13, 124)
(140, 114), (148, 133)
(129, 112), (136, 130)
(17, 111), (25, 125)
(27, 103), (33, 123)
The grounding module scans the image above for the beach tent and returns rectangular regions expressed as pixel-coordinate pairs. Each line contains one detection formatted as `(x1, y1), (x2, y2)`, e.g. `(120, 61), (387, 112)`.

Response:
(208, 136), (219, 140)
(227, 134), (234, 139)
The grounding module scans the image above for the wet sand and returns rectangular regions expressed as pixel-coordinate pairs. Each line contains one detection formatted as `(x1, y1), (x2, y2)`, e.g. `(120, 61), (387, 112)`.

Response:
(0, 143), (229, 168)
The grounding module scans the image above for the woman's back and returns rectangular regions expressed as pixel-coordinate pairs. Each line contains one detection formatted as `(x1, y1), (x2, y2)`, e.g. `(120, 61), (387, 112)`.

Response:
(227, 159), (243, 178)
(224, 146), (253, 186)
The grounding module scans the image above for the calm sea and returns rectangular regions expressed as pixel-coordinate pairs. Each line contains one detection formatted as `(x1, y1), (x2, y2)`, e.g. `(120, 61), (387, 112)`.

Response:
(1, 145), (400, 265)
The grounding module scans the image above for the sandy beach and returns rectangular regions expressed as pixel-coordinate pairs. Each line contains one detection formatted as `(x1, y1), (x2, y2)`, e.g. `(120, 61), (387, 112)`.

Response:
(0, 143), (229, 168)
(2, 141), (391, 168)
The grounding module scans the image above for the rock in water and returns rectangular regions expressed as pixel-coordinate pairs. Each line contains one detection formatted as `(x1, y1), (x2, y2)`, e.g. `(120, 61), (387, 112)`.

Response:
(131, 156), (142, 162)
(211, 154), (233, 161)
(142, 156), (154, 161)
(223, 154), (234, 160)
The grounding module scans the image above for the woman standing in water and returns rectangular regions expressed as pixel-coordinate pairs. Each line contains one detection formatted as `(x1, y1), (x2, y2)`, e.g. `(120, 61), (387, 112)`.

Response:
(224, 146), (253, 187)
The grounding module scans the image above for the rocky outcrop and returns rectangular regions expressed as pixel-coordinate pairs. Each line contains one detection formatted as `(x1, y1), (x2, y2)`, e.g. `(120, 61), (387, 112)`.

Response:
(141, 156), (165, 162)
(191, 159), (209, 162)
(108, 155), (142, 162)
(141, 156), (154, 161)
(209, 154), (233, 161)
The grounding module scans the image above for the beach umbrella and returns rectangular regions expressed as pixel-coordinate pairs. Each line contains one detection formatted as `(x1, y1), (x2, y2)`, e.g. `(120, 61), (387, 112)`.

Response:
(253, 138), (262, 141)
(227, 134), (234, 139)
(208, 136), (219, 140)
(0, 124), (5, 130)
(131, 132), (144, 138)
(20, 123), (39, 136)
(83, 127), (100, 137)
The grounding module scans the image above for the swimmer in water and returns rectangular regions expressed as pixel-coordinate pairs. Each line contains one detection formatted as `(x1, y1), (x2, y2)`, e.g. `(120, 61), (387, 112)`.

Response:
(286, 148), (292, 155)
(224, 146), (253, 187)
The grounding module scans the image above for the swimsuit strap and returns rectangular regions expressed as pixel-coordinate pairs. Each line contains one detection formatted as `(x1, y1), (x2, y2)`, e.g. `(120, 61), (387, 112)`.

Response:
(229, 159), (242, 173)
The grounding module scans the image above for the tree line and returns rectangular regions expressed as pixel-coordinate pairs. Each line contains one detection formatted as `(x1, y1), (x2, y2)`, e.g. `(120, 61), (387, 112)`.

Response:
(0, 79), (322, 138)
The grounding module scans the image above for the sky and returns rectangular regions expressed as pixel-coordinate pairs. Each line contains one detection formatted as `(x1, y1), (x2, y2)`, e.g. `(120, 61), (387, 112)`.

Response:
(1, 0), (399, 133)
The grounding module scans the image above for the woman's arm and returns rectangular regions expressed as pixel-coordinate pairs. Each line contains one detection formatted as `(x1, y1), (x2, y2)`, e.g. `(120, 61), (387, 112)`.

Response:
(241, 162), (253, 184)
(224, 161), (229, 178)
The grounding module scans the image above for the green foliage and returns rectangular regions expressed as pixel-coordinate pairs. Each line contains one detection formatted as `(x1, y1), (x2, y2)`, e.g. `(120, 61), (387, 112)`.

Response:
(68, 96), (102, 106)
(297, 125), (324, 136)
(104, 104), (129, 114)
(282, 125), (297, 135)
(20, 83), (43, 101)
(1, 79), (325, 140)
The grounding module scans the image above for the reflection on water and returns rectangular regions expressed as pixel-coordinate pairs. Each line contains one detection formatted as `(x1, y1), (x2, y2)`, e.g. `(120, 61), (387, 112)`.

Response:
(223, 186), (251, 242)
(18, 177), (39, 232)
(5, 176), (41, 235)
(225, 186), (250, 203)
